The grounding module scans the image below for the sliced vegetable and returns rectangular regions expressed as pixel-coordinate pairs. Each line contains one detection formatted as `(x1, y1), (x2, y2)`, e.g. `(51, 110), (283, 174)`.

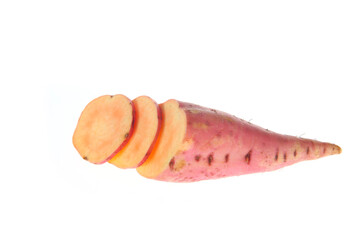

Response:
(72, 94), (134, 164)
(109, 96), (161, 168)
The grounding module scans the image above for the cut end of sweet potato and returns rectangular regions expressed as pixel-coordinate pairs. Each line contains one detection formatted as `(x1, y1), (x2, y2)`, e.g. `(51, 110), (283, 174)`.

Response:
(72, 94), (134, 164)
(136, 99), (187, 179)
(109, 96), (161, 168)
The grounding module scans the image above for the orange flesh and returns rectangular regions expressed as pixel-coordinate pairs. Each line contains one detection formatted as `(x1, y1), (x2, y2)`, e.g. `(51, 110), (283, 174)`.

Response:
(72, 95), (134, 164)
(136, 100), (186, 179)
(109, 96), (161, 168)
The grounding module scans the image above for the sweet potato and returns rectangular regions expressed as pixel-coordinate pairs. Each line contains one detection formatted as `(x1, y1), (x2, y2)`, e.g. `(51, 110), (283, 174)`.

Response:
(73, 95), (341, 182)
(109, 96), (161, 168)
(136, 100), (341, 182)
(72, 95), (134, 164)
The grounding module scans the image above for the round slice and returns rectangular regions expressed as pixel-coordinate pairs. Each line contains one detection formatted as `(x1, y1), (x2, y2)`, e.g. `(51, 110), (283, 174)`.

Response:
(109, 96), (161, 168)
(72, 94), (134, 164)
(136, 99), (187, 179)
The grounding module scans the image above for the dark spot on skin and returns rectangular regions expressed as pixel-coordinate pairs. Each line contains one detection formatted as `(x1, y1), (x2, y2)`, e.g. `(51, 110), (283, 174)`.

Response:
(129, 101), (132, 105)
(306, 147), (310, 155)
(210, 109), (217, 113)
(283, 152), (287, 162)
(275, 150), (279, 161)
(124, 132), (129, 138)
(225, 154), (229, 163)
(169, 158), (175, 171)
(110, 95), (114, 98)
(294, 150), (297, 157)
(245, 150), (252, 164)
(323, 148), (326, 154)
(195, 155), (201, 162)
(208, 153), (214, 166)
(83, 156), (88, 161)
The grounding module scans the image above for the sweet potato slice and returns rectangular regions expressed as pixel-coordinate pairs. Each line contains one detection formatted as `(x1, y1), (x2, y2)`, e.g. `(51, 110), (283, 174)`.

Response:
(108, 96), (161, 168)
(136, 100), (187, 178)
(72, 94), (134, 164)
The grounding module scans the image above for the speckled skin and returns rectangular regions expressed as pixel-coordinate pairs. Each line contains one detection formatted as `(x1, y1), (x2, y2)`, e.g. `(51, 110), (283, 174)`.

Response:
(154, 101), (341, 182)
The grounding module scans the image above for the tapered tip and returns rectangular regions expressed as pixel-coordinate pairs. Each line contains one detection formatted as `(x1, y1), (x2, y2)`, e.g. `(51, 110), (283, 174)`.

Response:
(332, 144), (342, 155)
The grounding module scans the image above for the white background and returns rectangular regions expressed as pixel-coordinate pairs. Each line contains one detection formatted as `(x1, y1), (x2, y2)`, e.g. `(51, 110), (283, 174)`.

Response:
(1, 1), (359, 239)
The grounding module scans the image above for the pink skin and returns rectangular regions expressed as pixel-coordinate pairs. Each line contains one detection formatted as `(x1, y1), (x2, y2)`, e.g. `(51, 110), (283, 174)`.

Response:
(155, 102), (341, 182)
